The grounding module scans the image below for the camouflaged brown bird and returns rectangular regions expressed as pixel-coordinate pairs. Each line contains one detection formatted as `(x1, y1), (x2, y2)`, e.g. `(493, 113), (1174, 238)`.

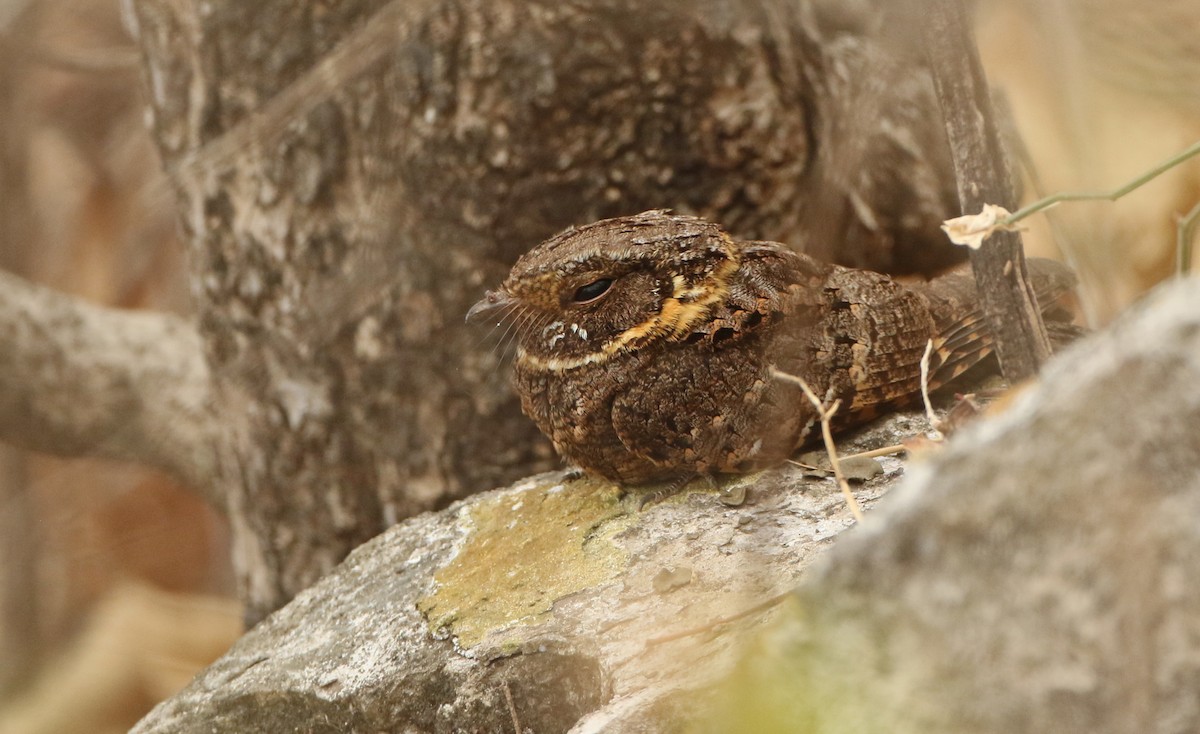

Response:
(468, 210), (1076, 485)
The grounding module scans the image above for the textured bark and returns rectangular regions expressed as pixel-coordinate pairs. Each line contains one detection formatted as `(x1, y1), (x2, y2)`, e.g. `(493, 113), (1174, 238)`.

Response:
(128, 0), (963, 620)
(922, 0), (1053, 380)
(133, 278), (1200, 732)
(0, 270), (217, 496)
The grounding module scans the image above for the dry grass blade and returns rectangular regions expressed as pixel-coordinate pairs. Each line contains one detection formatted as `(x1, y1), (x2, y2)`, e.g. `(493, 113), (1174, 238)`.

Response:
(840, 444), (906, 462)
(503, 679), (522, 734)
(920, 339), (946, 441)
(769, 368), (865, 523)
(1177, 200), (1200, 276)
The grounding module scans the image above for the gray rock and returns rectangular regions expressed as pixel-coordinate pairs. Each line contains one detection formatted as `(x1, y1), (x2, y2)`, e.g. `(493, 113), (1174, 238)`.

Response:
(132, 429), (908, 733)
(710, 277), (1200, 733)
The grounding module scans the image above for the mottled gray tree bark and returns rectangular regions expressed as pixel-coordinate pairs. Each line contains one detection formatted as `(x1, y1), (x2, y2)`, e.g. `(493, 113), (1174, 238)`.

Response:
(922, 0), (1052, 380)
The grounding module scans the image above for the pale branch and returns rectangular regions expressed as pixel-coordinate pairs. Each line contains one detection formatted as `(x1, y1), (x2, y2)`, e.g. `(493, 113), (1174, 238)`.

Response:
(130, 449), (896, 733)
(919, 338), (945, 440)
(841, 444), (906, 462)
(0, 269), (219, 501)
(922, 0), (1052, 382)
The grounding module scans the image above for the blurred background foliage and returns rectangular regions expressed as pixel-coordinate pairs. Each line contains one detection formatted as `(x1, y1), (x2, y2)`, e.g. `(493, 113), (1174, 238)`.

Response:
(0, 2), (237, 732)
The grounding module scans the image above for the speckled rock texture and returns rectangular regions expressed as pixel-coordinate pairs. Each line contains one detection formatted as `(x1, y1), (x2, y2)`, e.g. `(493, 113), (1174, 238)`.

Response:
(132, 417), (911, 733)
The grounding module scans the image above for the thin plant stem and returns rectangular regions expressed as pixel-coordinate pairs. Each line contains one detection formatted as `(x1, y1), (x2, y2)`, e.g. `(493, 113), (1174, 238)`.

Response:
(840, 445), (906, 462)
(1176, 201), (1200, 276)
(770, 368), (865, 523)
(1000, 140), (1200, 227)
(920, 340), (944, 441)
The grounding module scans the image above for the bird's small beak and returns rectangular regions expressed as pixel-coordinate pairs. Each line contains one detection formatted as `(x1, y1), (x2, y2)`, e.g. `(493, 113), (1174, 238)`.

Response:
(466, 289), (516, 324)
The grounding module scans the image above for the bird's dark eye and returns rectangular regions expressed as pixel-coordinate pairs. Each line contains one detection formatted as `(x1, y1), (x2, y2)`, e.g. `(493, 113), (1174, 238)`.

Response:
(572, 278), (614, 303)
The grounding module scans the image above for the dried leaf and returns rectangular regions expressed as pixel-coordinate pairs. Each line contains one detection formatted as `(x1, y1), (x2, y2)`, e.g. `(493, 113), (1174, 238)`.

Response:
(941, 204), (1018, 248)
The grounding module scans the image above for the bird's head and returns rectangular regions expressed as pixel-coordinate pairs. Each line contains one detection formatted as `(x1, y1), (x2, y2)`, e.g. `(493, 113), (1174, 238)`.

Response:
(467, 210), (741, 371)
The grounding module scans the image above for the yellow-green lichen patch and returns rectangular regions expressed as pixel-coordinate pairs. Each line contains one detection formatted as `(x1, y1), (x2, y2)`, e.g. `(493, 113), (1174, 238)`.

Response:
(417, 477), (631, 649)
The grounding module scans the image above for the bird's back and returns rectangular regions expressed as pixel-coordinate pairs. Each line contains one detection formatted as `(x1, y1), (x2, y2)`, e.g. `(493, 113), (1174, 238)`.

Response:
(770, 252), (1079, 436)
(476, 209), (1079, 486)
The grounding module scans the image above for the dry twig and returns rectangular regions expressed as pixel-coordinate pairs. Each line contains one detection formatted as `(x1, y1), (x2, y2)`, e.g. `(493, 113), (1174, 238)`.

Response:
(841, 444), (907, 462)
(944, 140), (1200, 263)
(503, 680), (522, 734)
(770, 368), (865, 523)
(920, 339), (946, 441)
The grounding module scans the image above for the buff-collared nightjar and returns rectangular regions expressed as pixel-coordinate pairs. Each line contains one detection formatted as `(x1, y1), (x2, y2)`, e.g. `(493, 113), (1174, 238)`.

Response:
(468, 210), (1076, 485)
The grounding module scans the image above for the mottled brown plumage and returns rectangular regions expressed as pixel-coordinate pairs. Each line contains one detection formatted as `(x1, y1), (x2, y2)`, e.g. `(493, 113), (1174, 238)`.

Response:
(468, 210), (1076, 485)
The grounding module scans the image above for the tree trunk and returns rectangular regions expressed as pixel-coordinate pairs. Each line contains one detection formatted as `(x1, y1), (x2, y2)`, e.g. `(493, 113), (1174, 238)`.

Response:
(120, 0), (962, 621)
(922, 0), (1052, 380)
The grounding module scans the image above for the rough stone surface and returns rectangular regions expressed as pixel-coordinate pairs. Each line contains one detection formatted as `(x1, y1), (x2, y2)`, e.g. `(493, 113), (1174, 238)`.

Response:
(708, 277), (1200, 733)
(131, 412), (921, 733)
